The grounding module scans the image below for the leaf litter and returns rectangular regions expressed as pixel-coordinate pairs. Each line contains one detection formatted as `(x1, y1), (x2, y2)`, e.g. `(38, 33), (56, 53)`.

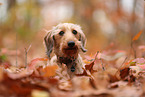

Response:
(0, 33), (145, 96)
(0, 55), (144, 97)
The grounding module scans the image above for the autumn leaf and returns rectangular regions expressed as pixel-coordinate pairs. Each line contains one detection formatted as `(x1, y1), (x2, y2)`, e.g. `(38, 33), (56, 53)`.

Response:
(28, 58), (48, 70)
(85, 51), (99, 74)
(2, 62), (11, 69)
(76, 51), (99, 77)
(76, 68), (89, 76)
(0, 67), (3, 81)
(31, 90), (50, 97)
(120, 68), (130, 80)
(124, 59), (133, 66)
(132, 30), (143, 41)
(132, 58), (145, 70)
(42, 65), (58, 77)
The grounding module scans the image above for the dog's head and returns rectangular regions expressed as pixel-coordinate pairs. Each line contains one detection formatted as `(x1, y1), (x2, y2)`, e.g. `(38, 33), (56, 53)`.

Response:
(44, 23), (87, 58)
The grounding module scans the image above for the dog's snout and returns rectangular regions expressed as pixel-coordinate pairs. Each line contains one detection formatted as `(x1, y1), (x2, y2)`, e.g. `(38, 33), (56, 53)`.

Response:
(68, 41), (75, 47)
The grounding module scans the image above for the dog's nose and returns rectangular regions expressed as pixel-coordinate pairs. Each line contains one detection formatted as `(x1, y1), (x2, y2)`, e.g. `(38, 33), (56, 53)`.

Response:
(68, 41), (75, 47)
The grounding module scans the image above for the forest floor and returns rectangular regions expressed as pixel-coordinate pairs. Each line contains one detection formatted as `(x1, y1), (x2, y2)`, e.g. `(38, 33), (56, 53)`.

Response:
(0, 31), (145, 97)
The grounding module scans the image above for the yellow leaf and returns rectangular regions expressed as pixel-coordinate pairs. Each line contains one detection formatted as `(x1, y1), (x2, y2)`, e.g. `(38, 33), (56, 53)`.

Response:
(132, 30), (143, 41)
(31, 90), (50, 97)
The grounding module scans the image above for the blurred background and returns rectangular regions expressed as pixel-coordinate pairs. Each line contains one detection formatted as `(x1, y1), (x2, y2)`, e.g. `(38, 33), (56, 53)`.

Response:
(0, 0), (144, 66)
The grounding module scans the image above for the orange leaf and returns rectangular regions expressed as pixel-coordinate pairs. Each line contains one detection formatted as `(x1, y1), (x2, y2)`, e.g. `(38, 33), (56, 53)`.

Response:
(132, 30), (143, 41)
(125, 59), (133, 66)
(42, 65), (58, 77)
(85, 51), (99, 74)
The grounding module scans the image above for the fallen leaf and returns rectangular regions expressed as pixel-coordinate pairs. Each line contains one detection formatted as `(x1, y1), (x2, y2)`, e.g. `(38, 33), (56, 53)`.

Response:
(132, 58), (145, 64)
(0, 74), (48, 96)
(85, 51), (99, 74)
(120, 68), (130, 80)
(137, 64), (145, 69)
(7, 68), (33, 79)
(31, 90), (50, 97)
(58, 79), (73, 91)
(76, 68), (89, 76)
(42, 65), (58, 77)
(2, 62), (11, 69)
(0, 67), (3, 81)
(99, 52), (126, 61)
(28, 58), (48, 70)
(124, 59), (134, 66)
(76, 52), (99, 77)
(108, 81), (128, 89)
(129, 66), (142, 77)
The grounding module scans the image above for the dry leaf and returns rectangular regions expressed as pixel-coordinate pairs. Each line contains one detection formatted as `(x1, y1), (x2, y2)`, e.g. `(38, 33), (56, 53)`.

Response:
(42, 65), (58, 77)
(120, 68), (130, 80)
(85, 51), (99, 74)
(31, 90), (49, 97)
(0, 67), (3, 81)
(28, 58), (48, 70)
(99, 52), (126, 61)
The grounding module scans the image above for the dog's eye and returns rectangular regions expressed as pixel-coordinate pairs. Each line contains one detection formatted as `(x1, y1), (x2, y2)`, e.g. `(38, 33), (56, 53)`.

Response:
(59, 31), (64, 36)
(72, 30), (77, 35)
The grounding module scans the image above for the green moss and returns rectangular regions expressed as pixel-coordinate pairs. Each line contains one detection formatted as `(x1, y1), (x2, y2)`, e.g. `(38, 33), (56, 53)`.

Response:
(0, 55), (7, 62)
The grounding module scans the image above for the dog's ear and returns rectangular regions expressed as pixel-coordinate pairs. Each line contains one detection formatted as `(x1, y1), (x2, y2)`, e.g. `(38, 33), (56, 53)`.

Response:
(44, 31), (54, 58)
(79, 32), (87, 52)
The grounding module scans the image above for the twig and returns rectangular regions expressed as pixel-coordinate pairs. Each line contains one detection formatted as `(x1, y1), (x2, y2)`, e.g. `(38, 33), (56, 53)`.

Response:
(100, 58), (105, 71)
(27, 44), (31, 52)
(131, 41), (136, 58)
(16, 31), (18, 67)
(25, 48), (27, 67)
(97, 51), (105, 71)
(25, 44), (32, 67)
(94, 51), (99, 60)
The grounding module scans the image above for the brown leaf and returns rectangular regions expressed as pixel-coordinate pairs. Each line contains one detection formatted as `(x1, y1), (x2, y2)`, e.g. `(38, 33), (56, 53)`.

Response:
(0, 74), (48, 96)
(76, 52), (99, 80)
(85, 51), (99, 74)
(2, 62), (11, 69)
(0, 67), (3, 81)
(109, 74), (119, 83)
(120, 68), (130, 80)
(75, 68), (89, 76)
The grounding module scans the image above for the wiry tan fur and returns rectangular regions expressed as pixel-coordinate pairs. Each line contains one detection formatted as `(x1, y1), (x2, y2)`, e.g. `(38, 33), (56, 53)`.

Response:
(44, 23), (87, 76)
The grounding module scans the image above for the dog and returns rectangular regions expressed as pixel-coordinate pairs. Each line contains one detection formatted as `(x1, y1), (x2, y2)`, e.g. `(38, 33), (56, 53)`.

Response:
(44, 23), (87, 76)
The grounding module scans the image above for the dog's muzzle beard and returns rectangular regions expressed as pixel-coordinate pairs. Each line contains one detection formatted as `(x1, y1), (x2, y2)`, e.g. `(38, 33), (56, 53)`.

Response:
(58, 56), (76, 72)
(58, 45), (79, 72)
(62, 46), (79, 56)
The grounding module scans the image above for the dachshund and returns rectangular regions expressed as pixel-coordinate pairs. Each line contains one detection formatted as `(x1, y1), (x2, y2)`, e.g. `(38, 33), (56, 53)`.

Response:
(44, 23), (87, 76)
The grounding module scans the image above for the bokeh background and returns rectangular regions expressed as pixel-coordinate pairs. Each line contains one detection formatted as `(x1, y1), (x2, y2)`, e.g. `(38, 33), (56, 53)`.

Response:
(0, 0), (144, 67)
